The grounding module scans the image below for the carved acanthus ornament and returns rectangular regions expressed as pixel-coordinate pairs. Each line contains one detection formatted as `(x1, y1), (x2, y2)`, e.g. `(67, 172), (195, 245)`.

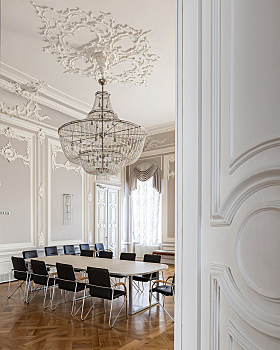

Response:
(88, 230), (92, 244)
(51, 145), (83, 176)
(168, 154), (175, 179)
(39, 184), (45, 198)
(143, 137), (168, 151)
(88, 191), (92, 203)
(32, 3), (159, 85)
(0, 80), (51, 122)
(38, 231), (45, 246)
(37, 129), (45, 145)
(0, 126), (31, 167)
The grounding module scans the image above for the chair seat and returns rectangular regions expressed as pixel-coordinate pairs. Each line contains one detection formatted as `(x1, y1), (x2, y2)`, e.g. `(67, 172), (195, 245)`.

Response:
(151, 285), (173, 296)
(110, 273), (125, 279)
(133, 275), (151, 282)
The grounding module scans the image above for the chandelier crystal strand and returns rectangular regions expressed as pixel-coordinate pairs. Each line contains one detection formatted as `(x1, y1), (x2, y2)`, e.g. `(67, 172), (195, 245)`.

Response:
(58, 79), (146, 176)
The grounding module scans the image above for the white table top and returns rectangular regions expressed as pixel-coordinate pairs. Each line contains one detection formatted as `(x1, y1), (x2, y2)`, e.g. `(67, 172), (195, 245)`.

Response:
(28, 255), (168, 276)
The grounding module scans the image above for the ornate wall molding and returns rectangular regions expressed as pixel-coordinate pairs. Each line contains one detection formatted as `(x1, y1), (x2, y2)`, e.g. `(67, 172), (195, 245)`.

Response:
(0, 126), (31, 167)
(143, 137), (168, 151)
(38, 184), (44, 198)
(229, 138), (280, 174)
(38, 231), (45, 246)
(51, 145), (83, 176)
(236, 201), (280, 301)
(32, 3), (159, 85)
(167, 154), (175, 179)
(211, 166), (280, 226)
(0, 80), (51, 122)
(37, 129), (45, 145)
(228, 322), (260, 350)
(210, 264), (280, 349)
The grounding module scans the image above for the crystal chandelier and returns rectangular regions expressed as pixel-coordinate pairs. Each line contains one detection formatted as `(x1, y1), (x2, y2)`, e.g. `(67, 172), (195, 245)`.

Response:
(58, 79), (146, 176)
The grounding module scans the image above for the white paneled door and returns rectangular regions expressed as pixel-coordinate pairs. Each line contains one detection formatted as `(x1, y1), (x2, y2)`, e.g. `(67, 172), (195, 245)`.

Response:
(95, 184), (120, 257)
(176, 0), (280, 349)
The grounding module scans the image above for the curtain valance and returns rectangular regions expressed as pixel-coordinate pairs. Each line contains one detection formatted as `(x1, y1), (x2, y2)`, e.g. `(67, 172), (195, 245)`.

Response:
(130, 161), (163, 194)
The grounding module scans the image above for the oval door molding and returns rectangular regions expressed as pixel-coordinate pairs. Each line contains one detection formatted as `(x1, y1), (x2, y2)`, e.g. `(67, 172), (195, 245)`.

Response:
(236, 202), (280, 301)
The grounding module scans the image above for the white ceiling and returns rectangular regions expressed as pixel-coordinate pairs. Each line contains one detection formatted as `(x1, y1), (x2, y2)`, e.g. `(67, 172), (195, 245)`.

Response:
(1, 0), (175, 128)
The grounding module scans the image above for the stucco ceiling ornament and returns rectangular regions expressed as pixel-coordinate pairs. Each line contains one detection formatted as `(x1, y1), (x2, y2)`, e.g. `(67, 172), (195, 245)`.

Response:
(32, 3), (159, 85)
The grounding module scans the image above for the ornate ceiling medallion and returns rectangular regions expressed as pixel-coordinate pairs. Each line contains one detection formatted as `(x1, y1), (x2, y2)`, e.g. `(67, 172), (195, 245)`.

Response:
(32, 3), (159, 85)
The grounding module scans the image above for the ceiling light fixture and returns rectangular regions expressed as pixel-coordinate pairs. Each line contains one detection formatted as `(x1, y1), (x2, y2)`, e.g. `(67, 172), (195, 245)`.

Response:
(58, 78), (146, 177)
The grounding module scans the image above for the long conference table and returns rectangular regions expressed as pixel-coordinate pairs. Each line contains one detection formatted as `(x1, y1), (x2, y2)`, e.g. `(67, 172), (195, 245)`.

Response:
(28, 255), (168, 315)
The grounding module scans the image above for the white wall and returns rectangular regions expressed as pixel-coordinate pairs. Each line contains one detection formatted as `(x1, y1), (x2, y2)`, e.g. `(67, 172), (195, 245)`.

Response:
(0, 77), (122, 282)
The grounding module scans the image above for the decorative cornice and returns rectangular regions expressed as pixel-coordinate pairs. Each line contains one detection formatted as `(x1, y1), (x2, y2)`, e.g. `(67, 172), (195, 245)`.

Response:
(0, 126), (31, 167)
(51, 144), (83, 176)
(144, 121), (175, 136)
(32, 3), (159, 85)
(0, 79), (51, 122)
(1, 63), (90, 118)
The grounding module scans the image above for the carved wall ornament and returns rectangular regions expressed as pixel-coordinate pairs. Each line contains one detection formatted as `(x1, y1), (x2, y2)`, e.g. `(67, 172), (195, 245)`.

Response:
(0, 126), (31, 167)
(38, 231), (45, 246)
(38, 184), (45, 198)
(88, 191), (92, 203)
(32, 3), (159, 85)
(143, 137), (168, 151)
(51, 145), (83, 176)
(0, 80), (51, 122)
(88, 229), (92, 244)
(168, 154), (175, 179)
(37, 129), (45, 145)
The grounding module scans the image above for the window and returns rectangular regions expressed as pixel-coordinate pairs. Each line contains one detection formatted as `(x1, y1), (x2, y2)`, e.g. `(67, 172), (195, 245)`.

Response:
(131, 177), (162, 246)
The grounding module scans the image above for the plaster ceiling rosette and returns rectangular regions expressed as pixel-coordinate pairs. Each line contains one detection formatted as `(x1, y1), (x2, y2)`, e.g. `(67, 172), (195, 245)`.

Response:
(32, 2), (159, 85)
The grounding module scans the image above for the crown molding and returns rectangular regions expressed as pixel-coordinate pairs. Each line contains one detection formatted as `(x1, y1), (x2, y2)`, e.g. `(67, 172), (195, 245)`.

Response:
(0, 62), (91, 119)
(144, 121), (175, 136)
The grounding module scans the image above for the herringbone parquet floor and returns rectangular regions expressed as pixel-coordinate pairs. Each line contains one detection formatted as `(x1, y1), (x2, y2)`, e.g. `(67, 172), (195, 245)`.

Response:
(0, 265), (174, 350)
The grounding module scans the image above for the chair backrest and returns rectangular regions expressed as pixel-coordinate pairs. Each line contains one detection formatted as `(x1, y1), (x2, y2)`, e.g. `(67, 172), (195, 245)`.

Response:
(79, 243), (90, 251)
(45, 246), (58, 256)
(87, 267), (111, 299)
(95, 243), (105, 252)
(63, 245), (76, 255)
(56, 263), (76, 291)
(31, 259), (48, 285)
(120, 252), (136, 261)
(99, 251), (113, 259)
(11, 256), (28, 281)
(22, 250), (38, 259)
(143, 254), (161, 263)
(143, 254), (161, 278)
(81, 249), (94, 257)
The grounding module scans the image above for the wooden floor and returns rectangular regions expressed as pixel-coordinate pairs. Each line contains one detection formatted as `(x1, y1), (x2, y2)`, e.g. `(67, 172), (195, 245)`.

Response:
(0, 265), (174, 350)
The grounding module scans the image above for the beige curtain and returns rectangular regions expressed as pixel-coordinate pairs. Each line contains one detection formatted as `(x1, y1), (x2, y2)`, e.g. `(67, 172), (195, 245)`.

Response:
(130, 161), (163, 194)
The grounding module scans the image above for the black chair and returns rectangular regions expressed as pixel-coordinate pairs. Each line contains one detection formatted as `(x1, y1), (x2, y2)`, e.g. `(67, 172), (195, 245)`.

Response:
(63, 245), (76, 255)
(149, 274), (175, 321)
(133, 254), (161, 292)
(27, 260), (56, 308)
(99, 251), (113, 259)
(110, 253), (136, 279)
(22, 250), (38, 259)
(79, 244), (90, 251)
(45, 246), (58, 256)
(81, 267), (127, 328)
(81, 249), (94, 257)
(51, 263), (87, 317)
(7, 257), (29, 302)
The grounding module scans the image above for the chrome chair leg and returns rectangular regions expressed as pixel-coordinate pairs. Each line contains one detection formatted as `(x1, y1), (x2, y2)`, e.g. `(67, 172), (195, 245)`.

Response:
(108, 291), (127, 328)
